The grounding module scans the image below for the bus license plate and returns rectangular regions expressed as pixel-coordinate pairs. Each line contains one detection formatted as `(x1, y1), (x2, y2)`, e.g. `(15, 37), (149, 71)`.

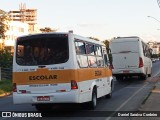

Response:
(37, 96), (50, 101)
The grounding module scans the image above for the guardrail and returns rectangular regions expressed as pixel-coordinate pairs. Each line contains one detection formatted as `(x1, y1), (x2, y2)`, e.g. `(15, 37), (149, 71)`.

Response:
(0, 67), (12, 81)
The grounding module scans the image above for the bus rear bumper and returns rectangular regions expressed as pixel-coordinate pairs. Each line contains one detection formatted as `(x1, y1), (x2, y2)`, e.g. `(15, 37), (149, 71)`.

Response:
(112, 68), (144, 75)
(13, 90), (79, 104)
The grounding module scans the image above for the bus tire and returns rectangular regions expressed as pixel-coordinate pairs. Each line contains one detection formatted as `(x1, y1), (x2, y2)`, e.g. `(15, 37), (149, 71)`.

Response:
(88, 88), (97, 110)
(105, 82), (113, 99)
(140, 74), (146, 80)
(148, 70), (152, 77)
(148, 73), (151, 77)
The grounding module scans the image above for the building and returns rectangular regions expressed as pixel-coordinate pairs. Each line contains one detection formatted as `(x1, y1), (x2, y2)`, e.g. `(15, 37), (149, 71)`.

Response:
(4, 21), (28, 52)
(8, 3), (38, 34)
(148, 41), (160, 55)
(0, 4), (41, 51)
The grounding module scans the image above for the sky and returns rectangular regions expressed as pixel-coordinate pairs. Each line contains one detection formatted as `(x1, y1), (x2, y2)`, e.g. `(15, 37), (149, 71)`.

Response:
(1, 0), (160, 42)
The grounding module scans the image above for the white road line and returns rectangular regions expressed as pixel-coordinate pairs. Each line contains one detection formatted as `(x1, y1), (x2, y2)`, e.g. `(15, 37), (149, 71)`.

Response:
(152, 68), (160, 77)
(105, 69), (160, 120)
(105, 83), (147, 120)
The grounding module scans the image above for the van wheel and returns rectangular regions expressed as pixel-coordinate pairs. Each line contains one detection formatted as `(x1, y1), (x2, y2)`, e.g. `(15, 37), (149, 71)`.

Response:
(88, 88), (97, 110)
(35, 104), (52, 111)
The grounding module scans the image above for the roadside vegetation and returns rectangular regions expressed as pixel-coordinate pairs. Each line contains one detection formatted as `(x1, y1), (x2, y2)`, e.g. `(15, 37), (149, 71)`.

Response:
(0, 80), (12, 94)
(0, 49), (13, 95)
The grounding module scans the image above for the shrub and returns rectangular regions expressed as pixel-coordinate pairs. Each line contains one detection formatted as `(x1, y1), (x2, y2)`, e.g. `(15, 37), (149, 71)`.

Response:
(0, 80), (12, 93)
(0, 49), (13, 68)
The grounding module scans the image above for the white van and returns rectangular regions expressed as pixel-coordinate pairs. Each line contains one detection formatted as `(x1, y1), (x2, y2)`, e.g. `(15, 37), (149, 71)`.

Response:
(109, 36), (152, 80)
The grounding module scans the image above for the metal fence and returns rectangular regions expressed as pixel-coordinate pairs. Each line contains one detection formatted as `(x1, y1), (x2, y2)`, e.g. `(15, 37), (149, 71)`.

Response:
(0, 67), (12, 81)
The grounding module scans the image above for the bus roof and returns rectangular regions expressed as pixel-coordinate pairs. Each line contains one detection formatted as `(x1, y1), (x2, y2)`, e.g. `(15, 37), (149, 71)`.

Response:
(73, 34), (104, 46)
(110, 36), (142, 43)
(17, 32), (105, 46)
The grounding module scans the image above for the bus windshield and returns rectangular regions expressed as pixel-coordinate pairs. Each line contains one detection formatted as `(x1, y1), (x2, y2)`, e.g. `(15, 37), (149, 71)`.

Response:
(16, 34), (69, 66)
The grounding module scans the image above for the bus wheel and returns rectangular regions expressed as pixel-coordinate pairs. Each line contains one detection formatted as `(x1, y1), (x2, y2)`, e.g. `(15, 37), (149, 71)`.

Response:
(35, 104), (52, 111)
(88, 88), (97, 110)
(105, 82), (113, 99)
(140, 74), (147, 80)
(148, 74), (151, 77)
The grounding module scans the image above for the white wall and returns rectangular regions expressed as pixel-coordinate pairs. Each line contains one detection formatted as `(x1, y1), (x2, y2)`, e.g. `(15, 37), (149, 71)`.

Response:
(4, 21), (29, 46)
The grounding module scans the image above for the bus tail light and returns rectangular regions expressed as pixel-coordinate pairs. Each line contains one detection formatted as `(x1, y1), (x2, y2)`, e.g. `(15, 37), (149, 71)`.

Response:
(139, 57), (143, 68)
(13, 83), (17, 92)
(109, 64), (114, 69)
(71, 80), (78, 90)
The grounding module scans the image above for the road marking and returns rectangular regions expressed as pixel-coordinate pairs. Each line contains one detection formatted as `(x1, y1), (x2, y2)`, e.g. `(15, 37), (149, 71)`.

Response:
(152, 69), (160, 77)
(105, 83), (148, 120)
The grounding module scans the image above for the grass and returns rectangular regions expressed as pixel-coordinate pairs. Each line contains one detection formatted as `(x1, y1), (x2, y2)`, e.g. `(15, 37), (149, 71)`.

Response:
(0, 80), (12, 94)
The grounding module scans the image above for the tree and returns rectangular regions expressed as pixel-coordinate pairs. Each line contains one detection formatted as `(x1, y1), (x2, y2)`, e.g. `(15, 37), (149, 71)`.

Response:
(0, 49), (13, 68)
(88, 37), (100, 41)
(103, 39), (112, 64)
(0, 9), (10, 39)
(40, 27), (57, 33)
(103, 40), (109, 49)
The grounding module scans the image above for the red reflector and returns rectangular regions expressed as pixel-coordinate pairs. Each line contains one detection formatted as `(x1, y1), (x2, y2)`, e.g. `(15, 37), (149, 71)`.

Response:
(56, 90), (66, 92)
(64, 34), (68, 37)
(139, 57), (143, 68)
(19, 90), (27, 94)
(60, 90), (66, 92)
(13, 83), (17, 92)
(71, 80), (78, 90)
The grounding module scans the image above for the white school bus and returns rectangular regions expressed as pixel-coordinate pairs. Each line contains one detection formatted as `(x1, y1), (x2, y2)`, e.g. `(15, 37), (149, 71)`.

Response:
(13, 31), (113, 110)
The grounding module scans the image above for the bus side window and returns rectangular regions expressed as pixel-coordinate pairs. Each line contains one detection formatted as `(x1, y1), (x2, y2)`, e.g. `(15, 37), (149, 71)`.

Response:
(86, 43), (97, 67)
(103, 47), (112, 67)
(95, 45), (104, 67)
(104, 54), (110, 66)
(75, 41), (88, 68)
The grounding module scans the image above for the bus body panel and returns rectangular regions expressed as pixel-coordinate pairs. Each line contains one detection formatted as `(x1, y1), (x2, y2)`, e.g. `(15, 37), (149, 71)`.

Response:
(13, 90), (79, 104)
(112, 53), (139, 69)
(13, 32), (113, 106)
(13, 67), (112, 104)
(13, 75), (113, 104)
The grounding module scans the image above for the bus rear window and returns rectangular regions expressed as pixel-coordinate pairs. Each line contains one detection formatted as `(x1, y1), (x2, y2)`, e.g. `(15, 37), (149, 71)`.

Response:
(110, 41), (139, 54)
(16, 34), (69, 66)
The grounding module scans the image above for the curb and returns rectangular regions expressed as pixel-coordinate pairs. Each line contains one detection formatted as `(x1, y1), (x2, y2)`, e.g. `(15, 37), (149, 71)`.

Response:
(139, 77), (160, 111)
(0, 92), (12, 98)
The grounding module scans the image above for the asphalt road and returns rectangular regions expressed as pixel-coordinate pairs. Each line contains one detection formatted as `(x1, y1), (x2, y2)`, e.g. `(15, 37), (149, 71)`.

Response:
(1, 61), (160, 120)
